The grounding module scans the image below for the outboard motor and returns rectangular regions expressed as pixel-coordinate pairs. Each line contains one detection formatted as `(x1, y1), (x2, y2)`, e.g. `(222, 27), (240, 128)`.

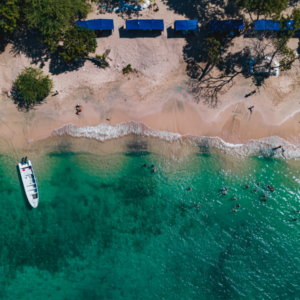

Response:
(25, 157), (28, 164)
(21, 157), (24, 164)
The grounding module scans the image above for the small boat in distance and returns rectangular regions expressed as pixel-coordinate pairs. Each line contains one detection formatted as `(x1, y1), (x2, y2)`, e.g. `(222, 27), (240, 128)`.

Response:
(18, 157), (39, 208)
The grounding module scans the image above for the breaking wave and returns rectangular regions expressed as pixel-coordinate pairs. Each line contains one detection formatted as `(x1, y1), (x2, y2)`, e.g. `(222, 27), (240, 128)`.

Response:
(48, 121), (300, 159)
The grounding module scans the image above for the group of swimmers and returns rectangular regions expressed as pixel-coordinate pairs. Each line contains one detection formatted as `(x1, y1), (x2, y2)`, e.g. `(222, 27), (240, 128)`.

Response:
(221, 182), (278, 212)
(143, 164), (156, 173)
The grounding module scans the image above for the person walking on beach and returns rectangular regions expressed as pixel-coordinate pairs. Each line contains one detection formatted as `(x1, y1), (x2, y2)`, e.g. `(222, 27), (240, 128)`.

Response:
(248, 106), (254, 114)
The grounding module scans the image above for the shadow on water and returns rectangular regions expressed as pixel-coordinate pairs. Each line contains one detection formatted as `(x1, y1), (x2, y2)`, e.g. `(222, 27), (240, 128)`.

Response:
(125, 139), (149, 156)
(15, 165), (33, 210)
(48, 151), (75, 159)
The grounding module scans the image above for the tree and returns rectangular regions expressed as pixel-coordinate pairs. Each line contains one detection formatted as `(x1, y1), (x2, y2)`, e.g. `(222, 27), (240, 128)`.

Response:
(58, 25), (97, 63)
(206, 37), (221, 65)
(248, 9), (300, 74)
(23, 0), (91, 47)
(0, 0), (20, 33)
(237, 0), (288, 21)
(14, 67), (53, 107)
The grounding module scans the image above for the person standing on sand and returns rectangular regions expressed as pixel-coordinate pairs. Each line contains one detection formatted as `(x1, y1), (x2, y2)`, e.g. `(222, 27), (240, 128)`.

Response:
(248, 106), (254, 114)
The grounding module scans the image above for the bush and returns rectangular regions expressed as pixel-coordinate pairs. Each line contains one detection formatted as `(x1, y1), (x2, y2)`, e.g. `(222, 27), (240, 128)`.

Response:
(96, 54), (109, 68)
(122, 64), (133, 74)
(14, 67), (53, 107)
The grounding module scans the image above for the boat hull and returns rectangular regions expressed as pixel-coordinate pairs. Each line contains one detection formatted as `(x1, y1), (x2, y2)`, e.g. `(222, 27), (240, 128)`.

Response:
(18, 160), (39, 208)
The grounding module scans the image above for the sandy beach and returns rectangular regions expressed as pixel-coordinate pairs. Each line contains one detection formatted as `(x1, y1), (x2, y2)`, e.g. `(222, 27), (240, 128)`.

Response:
(0, 0), (300, 152)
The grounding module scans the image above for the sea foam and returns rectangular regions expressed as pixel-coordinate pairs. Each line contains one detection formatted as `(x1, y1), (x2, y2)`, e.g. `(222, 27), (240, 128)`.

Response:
(48, 121), (300, 159)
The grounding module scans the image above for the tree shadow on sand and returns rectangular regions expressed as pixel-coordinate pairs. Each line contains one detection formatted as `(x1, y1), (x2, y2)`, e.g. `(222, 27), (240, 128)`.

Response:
(164, 0), (266, 107)
(11, 93), (48, 112)
(8, 29), (86, 75)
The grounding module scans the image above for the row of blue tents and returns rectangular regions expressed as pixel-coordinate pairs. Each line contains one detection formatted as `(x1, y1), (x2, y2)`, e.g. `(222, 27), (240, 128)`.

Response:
(76, 18), (299, 34)
(76, 19), (199, 32)
(207, 19), (300, 32)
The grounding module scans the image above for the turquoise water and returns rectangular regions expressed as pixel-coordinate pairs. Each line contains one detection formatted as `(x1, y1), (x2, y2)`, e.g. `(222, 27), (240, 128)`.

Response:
(1, 149), (300, 299)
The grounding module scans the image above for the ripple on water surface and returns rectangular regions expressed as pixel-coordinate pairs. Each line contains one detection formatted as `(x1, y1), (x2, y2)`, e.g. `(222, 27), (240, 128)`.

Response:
(0, 150), (300, 300)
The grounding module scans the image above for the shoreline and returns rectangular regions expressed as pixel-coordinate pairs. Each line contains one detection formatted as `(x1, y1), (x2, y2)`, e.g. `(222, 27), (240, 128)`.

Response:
(0, 91), (299, 159)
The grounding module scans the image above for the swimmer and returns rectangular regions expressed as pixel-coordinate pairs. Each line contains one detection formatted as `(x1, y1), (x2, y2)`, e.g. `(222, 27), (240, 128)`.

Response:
(262, 199), (266, 202)
(293, 218), (297, 221)
(152, 169), (156, 173)
(233, 209), (237, 212)
(244, 185), (249, 189)
(297, 211), (300, 213)
(237, 204), (241, 207)
(195, 204), (199, 208)
(268, 185), (271, 189)
(232, 197), (237, 200)
(151, 164), (155, 168)
(270, 188), (274, 192)
(263, 194), (267, 198)
(187, 187), (192, 191)
(221, 188), (226, 191)
(257, 182), (260, 186)
(143, 164), (147, 167)
(253, 189), (257, 192)
(222, 191), (227, 195)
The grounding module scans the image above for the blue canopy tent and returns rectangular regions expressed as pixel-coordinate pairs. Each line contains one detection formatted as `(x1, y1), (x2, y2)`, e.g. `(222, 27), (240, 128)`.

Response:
(254, 20), (265, 30)
(254, 19), (300, 31)
(175, 20), (198, 33)
(76, 19), (114, 30)
(206, 20), (244, 32)
(254, 20), (280, 31)
(265, 20), (280, 30)
(126, 19), (164, 31)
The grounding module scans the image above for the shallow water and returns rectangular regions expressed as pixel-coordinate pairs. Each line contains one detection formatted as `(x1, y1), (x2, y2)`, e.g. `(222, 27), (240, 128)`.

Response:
(1, 148), (300, 299)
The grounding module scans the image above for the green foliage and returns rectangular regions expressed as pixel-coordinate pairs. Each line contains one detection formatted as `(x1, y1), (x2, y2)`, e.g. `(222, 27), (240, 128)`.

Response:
(272, 9), (300, 71)
(122, 64), (133, 74)
(14, 67), (53, 107)
(95, 55), (109, 68)
(58, 25), (97, 63)
(0, 0), (19, 33)
(23, 0), (91, 42)
(237, 0), (288, 19)
(206, 37), (221, 64)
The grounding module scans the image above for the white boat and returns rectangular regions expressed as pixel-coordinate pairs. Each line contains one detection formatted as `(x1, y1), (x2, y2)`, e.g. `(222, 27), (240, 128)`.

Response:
(18, 158), (39, 208)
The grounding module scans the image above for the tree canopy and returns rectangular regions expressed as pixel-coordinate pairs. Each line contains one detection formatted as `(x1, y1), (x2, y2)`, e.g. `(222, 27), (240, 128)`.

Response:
(206, 37), (221, 65)
(0, 0), (20, 33)
(237, 0), (289, 20)
(58, 25), (97, 63)
(23, 0), (91, 37)
(0, 0), (96, 63)
(14, 67), (53, 107)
